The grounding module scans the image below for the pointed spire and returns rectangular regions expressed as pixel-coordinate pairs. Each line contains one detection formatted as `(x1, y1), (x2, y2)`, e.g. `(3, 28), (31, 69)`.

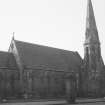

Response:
(85, 0), (100, 44)
(86, 0), (97, 29)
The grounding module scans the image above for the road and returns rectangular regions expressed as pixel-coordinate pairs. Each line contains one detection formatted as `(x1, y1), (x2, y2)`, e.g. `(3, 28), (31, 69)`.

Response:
(1, 102), (105, 105)
(75, 102), (105, 105)
(0, 98), (105, 105)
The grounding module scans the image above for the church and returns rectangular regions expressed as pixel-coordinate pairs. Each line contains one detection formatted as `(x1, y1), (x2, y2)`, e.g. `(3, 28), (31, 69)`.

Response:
(0, 0), (105, 101)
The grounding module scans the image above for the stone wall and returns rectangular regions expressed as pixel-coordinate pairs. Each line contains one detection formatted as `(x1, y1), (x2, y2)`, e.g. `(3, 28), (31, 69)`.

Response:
(0, 68), (20, 98)
(23, 70), (66, 98)
(0, 68), (80, 100)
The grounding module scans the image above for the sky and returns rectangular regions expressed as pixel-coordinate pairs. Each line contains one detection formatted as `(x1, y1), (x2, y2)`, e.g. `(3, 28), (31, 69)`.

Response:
(0, 0), (105, 62)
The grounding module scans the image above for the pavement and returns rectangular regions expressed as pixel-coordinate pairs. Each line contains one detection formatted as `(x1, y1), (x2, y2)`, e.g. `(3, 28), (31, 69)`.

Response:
(77, 98), (105, 103)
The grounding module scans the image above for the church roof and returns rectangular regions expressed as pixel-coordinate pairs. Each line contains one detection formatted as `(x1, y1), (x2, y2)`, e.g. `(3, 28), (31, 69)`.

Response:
(15, 40), (82, 72)
(0, 51), (18, 69)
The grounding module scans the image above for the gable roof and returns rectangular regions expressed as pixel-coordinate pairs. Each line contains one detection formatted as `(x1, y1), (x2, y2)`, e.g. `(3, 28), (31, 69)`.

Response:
(15, 40), (82, 72)
(0, 51), (18, 69)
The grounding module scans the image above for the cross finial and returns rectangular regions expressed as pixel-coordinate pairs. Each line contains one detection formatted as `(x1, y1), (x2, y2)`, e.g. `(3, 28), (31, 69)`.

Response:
(12, 32), (15, 40)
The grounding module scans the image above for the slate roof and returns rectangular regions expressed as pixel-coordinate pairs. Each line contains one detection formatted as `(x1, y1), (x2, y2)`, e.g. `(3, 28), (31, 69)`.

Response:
(0, 51), (17, 69)
(15, 40), (83, 72)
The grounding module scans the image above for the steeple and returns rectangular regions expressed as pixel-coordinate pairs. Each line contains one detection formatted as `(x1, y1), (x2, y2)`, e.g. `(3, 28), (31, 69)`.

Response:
(85, 0), (99, 44)
(83, 0), (105, 97)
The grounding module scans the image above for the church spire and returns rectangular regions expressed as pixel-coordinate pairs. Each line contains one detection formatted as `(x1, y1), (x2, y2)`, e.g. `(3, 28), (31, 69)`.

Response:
(86, 0), (96, 29)
(85, 0), (99, 44)
(83, 0), (105, 97)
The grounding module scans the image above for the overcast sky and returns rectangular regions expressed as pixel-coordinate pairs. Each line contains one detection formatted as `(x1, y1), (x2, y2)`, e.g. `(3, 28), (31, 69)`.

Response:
(0, 0), (105, 62)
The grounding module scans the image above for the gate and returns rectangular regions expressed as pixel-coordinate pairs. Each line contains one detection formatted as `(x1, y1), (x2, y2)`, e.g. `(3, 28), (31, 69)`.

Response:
(65, 74), (76, 103)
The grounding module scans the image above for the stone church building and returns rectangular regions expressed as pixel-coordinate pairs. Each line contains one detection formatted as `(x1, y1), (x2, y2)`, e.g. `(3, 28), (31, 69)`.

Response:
(0, 0), (105, 101)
